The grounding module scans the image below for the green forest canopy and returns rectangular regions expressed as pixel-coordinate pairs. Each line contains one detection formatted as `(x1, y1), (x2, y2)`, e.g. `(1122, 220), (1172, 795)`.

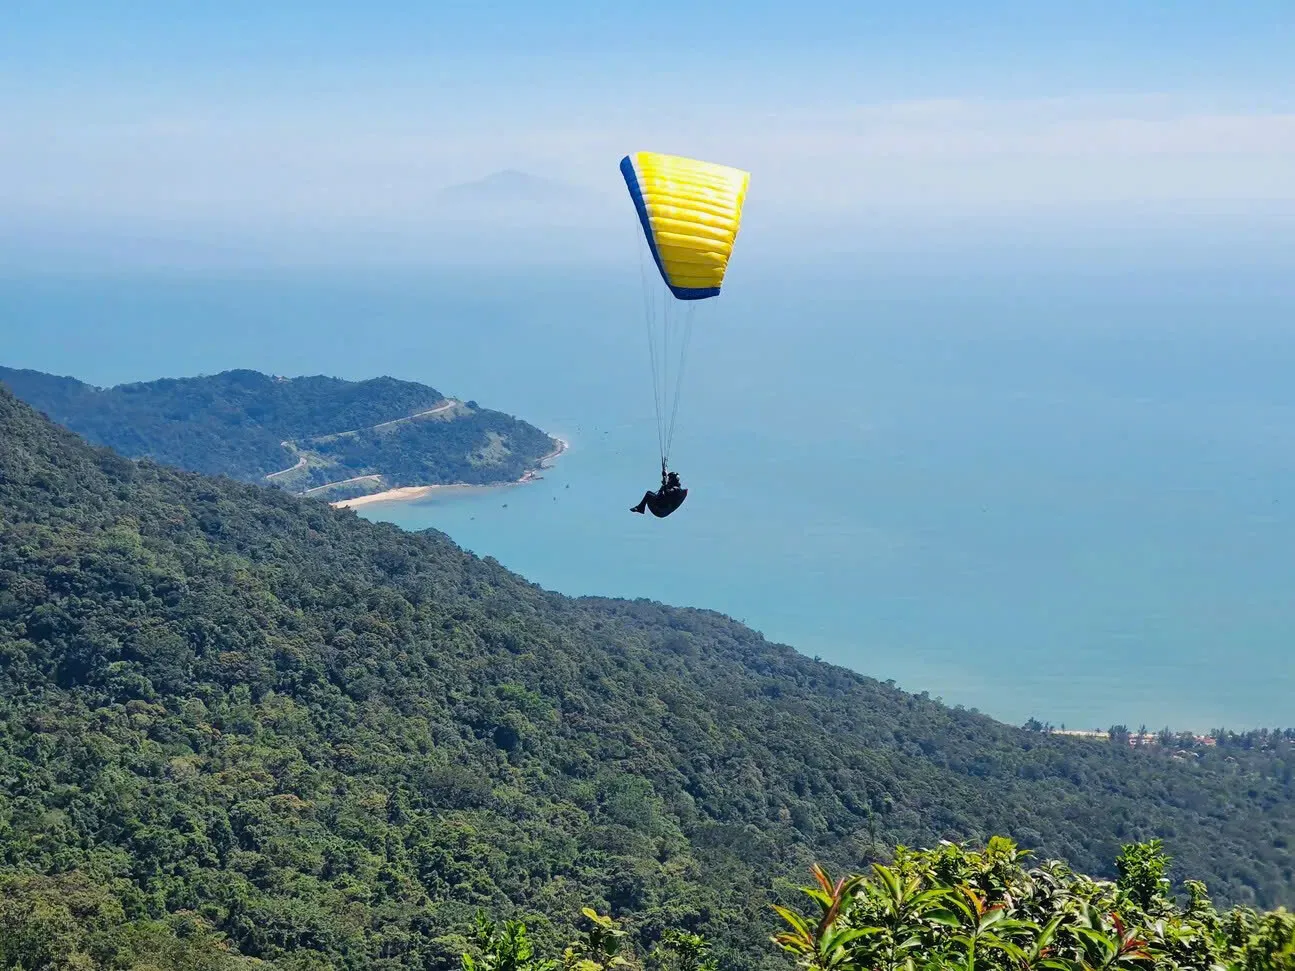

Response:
(1, 385), (1292, 970)
(0, 366), (559, 497)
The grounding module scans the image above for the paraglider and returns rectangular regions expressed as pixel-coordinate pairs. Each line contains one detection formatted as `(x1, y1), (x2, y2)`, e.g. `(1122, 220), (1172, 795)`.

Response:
(621, 151), (749, 518)
(630, 468), (687, 517)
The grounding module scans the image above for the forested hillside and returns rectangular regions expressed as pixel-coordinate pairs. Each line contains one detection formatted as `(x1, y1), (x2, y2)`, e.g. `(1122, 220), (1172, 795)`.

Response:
(0, 366), (558, 498)
(1, 385), (1292, 970)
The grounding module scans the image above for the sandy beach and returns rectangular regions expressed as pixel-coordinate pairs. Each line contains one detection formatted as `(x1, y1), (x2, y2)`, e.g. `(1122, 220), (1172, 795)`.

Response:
(330, 437), (569, 510)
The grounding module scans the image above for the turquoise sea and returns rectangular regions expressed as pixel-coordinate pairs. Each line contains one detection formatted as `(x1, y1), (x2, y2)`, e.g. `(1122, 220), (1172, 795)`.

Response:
(4, 240), (1294, 732)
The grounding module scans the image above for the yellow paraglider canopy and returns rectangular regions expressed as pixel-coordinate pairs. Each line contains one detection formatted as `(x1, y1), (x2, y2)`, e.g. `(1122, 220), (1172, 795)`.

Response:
(620, 151), (750, 300)
(621, 150), (750, 477)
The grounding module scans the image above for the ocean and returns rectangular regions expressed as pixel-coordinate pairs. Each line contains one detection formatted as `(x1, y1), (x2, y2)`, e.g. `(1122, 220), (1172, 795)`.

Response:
(3, 239), (1293, 732)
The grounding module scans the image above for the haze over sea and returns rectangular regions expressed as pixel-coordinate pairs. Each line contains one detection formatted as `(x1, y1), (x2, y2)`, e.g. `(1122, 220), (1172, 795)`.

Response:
(5, 216), (1294, 733)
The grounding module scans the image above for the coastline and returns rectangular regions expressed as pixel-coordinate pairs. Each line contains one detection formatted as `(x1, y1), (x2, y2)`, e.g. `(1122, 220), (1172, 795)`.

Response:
(330, 436), (569, 510)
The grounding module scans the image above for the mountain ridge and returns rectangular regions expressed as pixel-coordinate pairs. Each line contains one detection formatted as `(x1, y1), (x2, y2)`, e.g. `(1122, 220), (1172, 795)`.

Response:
(0, 365), (559, 501)
(436, 169), (600, 203)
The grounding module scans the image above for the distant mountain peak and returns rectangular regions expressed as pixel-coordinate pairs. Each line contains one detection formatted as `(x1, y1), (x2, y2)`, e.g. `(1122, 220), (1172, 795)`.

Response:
(471, 169), (558, 189)
(436, 169), (601, 207)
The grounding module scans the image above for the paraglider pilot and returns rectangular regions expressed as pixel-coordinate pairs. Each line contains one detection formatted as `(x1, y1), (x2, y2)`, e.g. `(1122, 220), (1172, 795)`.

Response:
(631, 463), (687, 518)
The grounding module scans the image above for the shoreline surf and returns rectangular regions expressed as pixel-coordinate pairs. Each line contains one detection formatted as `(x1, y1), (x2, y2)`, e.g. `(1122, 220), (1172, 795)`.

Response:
(330, 436), (569, 510)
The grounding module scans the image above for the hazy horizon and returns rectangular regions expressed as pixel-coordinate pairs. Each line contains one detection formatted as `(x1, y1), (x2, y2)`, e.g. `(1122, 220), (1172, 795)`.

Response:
(4, 4), (1294, 271)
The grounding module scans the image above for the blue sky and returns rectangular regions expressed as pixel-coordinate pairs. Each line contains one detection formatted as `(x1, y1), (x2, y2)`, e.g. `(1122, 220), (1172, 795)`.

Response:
(6, 2), (1294, 97)
(3, 2), (1293, 266)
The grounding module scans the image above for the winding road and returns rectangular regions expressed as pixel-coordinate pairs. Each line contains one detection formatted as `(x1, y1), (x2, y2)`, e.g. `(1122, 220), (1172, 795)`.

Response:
(262, 400), (459, 482)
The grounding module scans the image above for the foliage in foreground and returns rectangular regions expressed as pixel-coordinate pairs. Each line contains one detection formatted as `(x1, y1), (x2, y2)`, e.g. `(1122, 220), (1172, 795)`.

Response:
(461, 841), (1295, 971)
(2, 840), (1292, 970)
(769, 838), (1295, 970)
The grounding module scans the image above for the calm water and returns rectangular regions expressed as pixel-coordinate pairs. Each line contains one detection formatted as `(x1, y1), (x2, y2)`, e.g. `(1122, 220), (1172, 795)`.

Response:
(3, 246), (1293, 732)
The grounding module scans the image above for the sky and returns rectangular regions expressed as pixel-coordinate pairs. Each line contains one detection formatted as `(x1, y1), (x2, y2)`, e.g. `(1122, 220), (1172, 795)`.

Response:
(2, 2), (1294, 267)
